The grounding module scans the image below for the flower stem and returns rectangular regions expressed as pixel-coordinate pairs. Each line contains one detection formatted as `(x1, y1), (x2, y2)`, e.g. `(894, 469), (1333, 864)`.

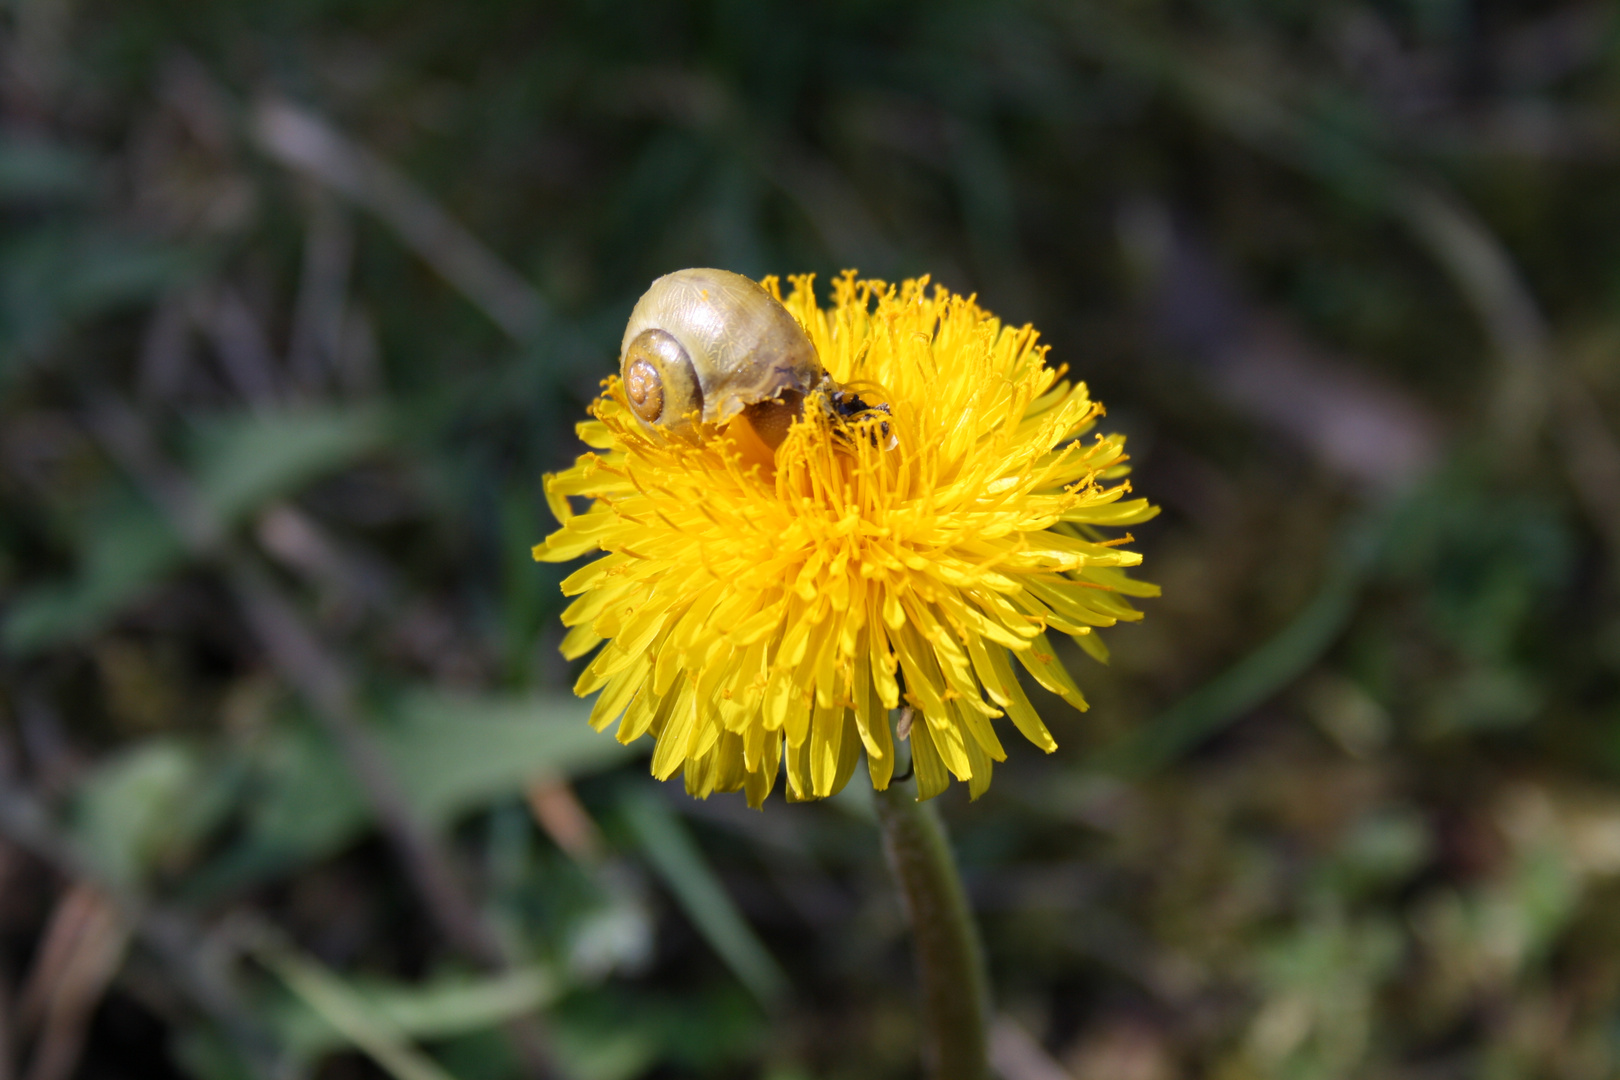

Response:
(874, 783), (990, 1080)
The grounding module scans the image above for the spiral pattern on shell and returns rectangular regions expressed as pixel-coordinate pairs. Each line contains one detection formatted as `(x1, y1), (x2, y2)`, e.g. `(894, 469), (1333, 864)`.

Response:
(617, 269), (824, 439)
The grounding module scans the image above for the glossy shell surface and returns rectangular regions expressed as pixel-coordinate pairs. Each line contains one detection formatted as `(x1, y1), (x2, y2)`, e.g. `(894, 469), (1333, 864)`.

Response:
(619, 268), (823, 430)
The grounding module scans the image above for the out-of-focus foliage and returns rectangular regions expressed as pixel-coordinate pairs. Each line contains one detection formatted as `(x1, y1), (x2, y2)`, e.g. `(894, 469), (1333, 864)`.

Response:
(1, 1), (1619, 1079)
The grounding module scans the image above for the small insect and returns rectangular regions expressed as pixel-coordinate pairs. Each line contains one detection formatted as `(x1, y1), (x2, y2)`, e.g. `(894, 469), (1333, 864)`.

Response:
(620, 268), (827, 449)
(828, 384), (895, 448)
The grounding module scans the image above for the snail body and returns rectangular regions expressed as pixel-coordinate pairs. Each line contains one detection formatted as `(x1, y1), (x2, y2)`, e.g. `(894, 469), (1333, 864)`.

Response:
(619, 268), (825, 445)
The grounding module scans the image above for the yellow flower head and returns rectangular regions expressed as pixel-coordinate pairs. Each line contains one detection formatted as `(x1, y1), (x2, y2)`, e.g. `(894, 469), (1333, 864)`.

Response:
(535, 272), (1158, 806)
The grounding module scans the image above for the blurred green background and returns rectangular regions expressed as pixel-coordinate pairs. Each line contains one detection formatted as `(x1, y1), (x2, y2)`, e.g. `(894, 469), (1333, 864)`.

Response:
(3, 1), (1620, 1078)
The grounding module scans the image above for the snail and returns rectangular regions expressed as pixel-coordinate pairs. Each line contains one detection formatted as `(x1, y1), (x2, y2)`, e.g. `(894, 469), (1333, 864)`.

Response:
(620, 267), (894, 451)
(619, 268), (828, 449)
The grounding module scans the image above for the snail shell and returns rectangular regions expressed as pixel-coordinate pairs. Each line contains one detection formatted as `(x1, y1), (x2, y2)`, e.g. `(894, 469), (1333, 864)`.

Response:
(619, 268), (824, 445)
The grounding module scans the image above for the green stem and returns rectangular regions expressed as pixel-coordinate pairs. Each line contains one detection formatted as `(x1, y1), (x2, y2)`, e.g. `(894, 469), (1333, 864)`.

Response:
(874, 783), (990, 1080)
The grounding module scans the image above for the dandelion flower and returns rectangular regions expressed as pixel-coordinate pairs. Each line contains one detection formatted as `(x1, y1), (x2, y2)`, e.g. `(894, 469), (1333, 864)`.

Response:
(535, 272), (1158, 805)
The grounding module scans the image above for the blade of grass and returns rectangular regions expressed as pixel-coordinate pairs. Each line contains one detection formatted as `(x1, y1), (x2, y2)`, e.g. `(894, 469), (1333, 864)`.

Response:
(254, 942), (463, 1080)
(275, 968), (559, 1059)
(1087, 498), (1407, 778)
(1088, 557), (1363, 779)
(619, 788), (788, 1009)
(249, 98), (545, 343)
(1058, 1), (1551, 453)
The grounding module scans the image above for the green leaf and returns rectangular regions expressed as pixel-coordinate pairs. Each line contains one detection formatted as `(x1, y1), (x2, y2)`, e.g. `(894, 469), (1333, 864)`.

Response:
(187, 405), (392, 524)
(70, 738), (234, 889)
(388, 690), (630, 824)
(4, 405), (393, 656)
(232, 722), (364, 870)
(0, 226), (194, 365)
(192, 691), (632, 895)
(2, 489), (184, 654)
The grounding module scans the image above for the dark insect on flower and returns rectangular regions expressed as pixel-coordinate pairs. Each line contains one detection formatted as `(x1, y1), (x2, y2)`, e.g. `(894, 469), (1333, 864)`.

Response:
(828, 384), (895, 448)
